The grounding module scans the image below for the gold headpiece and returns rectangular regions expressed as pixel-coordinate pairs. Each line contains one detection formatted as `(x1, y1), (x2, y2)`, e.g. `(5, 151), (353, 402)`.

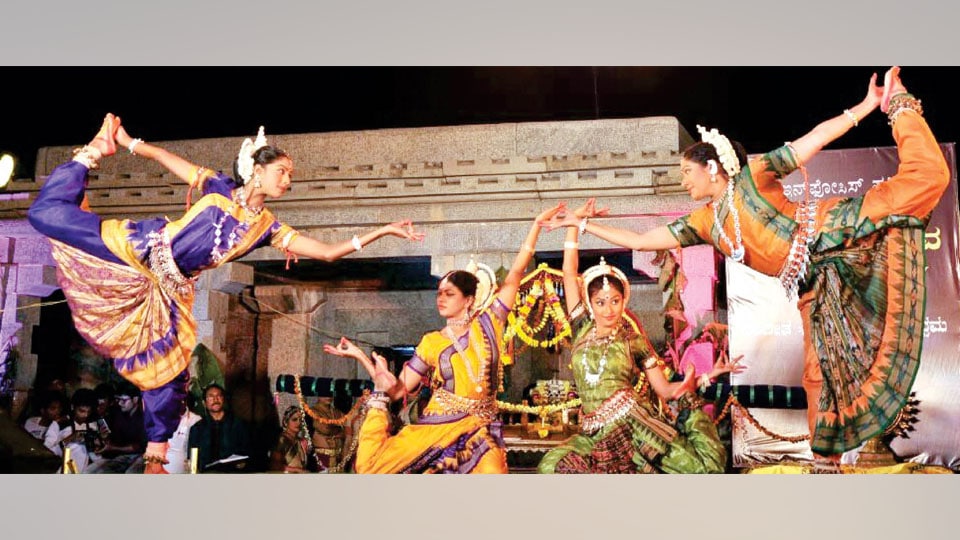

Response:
(697, 125), (740, 179)
(236, 126), (269, 183)
(579, 256), (630, 318)
(464, 256), (497, 312)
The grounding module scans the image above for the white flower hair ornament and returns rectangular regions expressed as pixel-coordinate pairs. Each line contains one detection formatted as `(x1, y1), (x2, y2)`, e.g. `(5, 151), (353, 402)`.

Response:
(464, 256), (497, 312)
(697, 125), (741, 179)
(236, 126), (269, 183)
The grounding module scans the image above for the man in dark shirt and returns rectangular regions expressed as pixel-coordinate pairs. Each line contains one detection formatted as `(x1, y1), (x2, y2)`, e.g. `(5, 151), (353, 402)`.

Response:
(88, 384), (147, 473)
(187, 384), (252, 472)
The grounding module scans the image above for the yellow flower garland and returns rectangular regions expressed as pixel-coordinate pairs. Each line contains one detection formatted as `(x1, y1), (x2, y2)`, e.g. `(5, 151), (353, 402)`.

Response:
(503, 264), (572, 349)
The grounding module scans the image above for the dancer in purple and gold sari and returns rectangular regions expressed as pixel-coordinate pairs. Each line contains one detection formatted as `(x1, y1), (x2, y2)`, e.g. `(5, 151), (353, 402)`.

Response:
(27, 114), (424, 472)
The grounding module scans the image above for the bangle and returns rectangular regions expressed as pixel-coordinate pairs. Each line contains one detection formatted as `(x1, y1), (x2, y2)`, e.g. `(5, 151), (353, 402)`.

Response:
(563, 241), (579, 250)
(697, 374), (713, 392)
(886, 93), (923, 126)
(366, 400), (388, 411)
(578, 217), (589, 235)
(128, 138), (143, 154)
(842, 109), (858, 127)
(142, 453), (168, 465)
(351, 235), (363, 252)
(366, 392), (390, 411)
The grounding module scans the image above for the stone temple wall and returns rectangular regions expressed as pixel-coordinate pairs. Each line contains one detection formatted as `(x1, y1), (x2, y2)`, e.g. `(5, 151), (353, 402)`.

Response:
(0, 116), (720, 424)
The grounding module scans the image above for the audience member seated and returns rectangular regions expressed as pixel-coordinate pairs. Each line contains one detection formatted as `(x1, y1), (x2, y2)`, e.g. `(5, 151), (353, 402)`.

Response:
(93, 382), (116, 423)
(87, 383), (147, 473)
(44, 388), (105, 472)
(23, 391), (67, 440)
(188, 384), (252, 473)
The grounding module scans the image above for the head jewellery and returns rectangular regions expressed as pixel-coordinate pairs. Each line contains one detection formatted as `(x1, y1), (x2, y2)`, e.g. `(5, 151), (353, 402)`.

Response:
(580, 256), (631, 319)
(697, 125), (740, 179)
(236, 126), (269, 183)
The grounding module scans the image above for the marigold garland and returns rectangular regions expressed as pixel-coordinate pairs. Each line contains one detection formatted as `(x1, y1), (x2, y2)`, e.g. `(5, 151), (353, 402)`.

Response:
(503, 264), (572, 349)
(496, 397), (582, 418)
(711, 393), (810, 443)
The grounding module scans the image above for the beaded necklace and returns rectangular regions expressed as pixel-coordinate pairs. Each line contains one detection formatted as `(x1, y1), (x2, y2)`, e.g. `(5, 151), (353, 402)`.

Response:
(211, 185), (264, 263)
(711, 178), (745, 263)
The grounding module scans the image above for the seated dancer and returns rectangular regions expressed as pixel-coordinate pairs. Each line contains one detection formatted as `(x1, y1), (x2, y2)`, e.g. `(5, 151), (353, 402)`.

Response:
(324, 205), (563, 473)
(269, 405), (312, 473)
(27, 114), (424, 473)
(537, 213), (741, 473)
(543, 67), (950, 463)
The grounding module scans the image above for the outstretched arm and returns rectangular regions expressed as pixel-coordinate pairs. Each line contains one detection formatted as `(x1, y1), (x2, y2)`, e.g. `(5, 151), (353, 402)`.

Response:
(787, 70), (884, 165)
(114, 122), (206, 186)
(322, 337), (422, 401)
(542, 198), (680, 252)
(287, 221), (424, 262)
(495, 203), (565, 310)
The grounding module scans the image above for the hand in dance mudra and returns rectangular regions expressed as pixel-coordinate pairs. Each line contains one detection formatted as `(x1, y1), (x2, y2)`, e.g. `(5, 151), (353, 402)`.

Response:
(323, 337), (397, 392)
(380, 220), (426, 242)
(539, 197), (610, 231)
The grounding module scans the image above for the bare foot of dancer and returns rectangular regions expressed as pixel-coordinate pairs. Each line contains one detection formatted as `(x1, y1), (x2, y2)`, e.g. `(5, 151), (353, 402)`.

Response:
(880, 66), (906, 113)
(87, 113), (119, 157)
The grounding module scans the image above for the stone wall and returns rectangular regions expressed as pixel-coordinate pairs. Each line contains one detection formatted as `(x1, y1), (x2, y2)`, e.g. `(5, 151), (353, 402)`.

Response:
(0, 116), (719, 424)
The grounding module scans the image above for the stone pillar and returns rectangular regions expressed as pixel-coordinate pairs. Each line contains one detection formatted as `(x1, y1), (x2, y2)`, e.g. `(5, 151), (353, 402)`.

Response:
(195, 262), (255, 363)
(253, 286), (328, 421)
(0, 235), (59, 419)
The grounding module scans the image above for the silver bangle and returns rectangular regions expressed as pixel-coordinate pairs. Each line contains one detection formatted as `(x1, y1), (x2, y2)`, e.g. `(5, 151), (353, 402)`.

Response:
(563, 241), (579, 249)
(842, 109), (858, 127)
(351, 235), (363, 252)
(578, 217), (589, 235)
(128, 138), (143, 154)
(366, 399), (388, 411)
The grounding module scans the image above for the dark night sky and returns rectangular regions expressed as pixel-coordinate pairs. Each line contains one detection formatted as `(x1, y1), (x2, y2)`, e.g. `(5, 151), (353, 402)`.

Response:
(2, 66), (959, 180)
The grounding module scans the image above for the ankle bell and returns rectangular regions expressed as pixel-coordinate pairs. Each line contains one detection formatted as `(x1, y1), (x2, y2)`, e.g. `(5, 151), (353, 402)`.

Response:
(72, 145), (103, 169)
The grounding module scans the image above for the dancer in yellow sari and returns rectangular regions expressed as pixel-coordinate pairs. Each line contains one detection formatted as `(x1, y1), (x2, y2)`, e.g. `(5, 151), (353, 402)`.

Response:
(28, 114), (424, 472)
(325, 205), (563, 473)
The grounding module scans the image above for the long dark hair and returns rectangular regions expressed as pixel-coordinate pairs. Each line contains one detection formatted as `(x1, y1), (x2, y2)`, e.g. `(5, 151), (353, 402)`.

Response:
(232, 145), (291, 186)
(682, 139), (748, 175)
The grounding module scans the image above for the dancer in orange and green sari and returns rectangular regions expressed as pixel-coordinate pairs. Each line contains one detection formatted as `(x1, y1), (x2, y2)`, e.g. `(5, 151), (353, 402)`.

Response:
(325, 205), (563, 473)
(27, 114), (424, 472)
(544, 67), (950, 463)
